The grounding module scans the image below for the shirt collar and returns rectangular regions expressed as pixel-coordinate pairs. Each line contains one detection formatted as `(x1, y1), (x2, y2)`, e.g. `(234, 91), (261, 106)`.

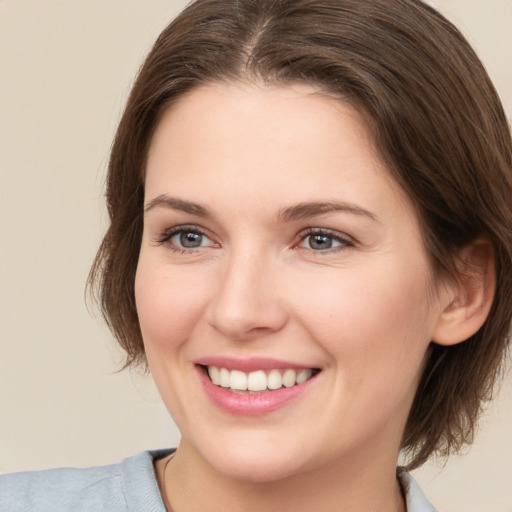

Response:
(398, 469), (439, 512)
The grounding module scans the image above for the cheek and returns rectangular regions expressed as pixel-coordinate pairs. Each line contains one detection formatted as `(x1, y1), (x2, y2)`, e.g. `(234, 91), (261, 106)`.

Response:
(276, 264), (436, 451)
(289, 265), (435, 378)
(134, 259), (209, 354)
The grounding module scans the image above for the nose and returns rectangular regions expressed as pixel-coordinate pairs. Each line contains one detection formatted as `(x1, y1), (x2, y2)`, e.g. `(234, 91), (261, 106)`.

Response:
(206, 250), (288, 341)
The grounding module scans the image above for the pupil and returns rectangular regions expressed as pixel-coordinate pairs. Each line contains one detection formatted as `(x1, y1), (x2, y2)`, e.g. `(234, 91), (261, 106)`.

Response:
(180, 232), (202, 248)
(310, 234), (332, 250)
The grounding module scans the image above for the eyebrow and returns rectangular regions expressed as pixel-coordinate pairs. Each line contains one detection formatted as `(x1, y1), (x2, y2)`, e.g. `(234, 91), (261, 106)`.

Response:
(144, 195), (379, 224)
(144, 195), (213, 217)
(277, 201), (379, 223)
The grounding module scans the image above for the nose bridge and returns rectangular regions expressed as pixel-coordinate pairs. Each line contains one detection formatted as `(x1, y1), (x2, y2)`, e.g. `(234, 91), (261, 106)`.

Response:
(207, 245), (287, 340)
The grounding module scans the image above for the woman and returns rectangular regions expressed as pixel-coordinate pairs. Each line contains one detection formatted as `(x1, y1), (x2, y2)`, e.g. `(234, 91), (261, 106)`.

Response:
(1, 0), (511, 510)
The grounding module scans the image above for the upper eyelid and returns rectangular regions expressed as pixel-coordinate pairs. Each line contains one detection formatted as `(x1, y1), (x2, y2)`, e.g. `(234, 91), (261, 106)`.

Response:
(162, 224), (209, 234)
(154, 224), (213, 244)
(296, 227), (355, 243)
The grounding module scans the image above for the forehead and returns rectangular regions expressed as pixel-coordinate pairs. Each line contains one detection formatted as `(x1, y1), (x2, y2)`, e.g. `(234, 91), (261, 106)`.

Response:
(151, 81), (371, 140)
(145, 81), (414, 222)
(147, 81), (377, 163)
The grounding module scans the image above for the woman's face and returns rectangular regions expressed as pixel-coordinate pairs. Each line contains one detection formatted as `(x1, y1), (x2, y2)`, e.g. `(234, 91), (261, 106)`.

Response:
(136, 82), (449, 482)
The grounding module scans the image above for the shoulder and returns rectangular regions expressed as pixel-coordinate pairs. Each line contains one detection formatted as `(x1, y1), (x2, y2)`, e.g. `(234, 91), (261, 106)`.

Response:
(398, 468), (439, 512)
(0, 449), (173, 512)
(0, 462), (124, 512)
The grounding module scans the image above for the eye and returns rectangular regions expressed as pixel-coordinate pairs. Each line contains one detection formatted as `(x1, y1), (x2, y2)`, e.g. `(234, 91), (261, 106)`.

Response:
(171, 230), (210, 249)
(155, 226), (218, 251)
(297, 229), (353, 252)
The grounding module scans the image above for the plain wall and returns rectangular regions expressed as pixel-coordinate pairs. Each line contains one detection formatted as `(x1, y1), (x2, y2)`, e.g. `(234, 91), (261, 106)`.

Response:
(0, 1), (510, 511)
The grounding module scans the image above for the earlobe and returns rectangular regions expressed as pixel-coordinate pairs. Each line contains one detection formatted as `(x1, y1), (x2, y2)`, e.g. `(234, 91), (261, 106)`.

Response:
(432, 237), (496, 346)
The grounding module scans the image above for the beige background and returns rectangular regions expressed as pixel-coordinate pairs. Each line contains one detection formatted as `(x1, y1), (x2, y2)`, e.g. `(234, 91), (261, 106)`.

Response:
(0, 1), (510, 510)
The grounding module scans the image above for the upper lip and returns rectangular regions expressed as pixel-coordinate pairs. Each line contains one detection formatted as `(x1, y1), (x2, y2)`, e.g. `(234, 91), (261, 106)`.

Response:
(195, 356), (318, 372)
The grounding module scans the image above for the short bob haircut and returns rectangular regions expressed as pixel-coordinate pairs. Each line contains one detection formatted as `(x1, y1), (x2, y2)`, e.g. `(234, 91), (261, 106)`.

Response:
(90, 0), (512, 469)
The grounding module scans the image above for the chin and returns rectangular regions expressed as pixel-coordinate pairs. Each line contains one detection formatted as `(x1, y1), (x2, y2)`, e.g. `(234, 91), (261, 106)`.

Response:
(214, 455), (304, 484)
(193, 436), (311, 483)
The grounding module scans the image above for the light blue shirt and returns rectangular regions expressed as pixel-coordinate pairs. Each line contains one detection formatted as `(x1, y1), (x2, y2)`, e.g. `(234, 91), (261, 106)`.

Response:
(0, 450), (438, 511)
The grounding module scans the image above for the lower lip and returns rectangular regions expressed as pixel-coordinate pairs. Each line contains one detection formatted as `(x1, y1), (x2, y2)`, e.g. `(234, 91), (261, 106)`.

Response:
(197, 366), (317, 416)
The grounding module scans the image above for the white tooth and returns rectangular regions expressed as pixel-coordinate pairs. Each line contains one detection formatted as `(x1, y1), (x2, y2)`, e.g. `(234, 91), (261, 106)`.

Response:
(267, 369), (283, 390)
(230, 370), (248, 391)
(247, 370), (267, 391)
(296, 369), (312, 384)
(219, 368), (230, 388)
(282, 369), (297, 388)
(208, 366), (221, 385)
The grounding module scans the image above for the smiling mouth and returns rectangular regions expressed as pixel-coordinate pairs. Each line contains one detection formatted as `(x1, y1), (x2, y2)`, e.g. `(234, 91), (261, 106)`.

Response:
(202, 365), (320, 394)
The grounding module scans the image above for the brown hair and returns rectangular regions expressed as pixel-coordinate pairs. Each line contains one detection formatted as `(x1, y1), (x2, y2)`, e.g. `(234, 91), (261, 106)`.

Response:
(89, 0), (512, 469)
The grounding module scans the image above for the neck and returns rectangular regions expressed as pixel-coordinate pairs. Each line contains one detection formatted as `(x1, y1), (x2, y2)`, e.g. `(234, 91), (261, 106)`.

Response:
(161, 441), (406, 512)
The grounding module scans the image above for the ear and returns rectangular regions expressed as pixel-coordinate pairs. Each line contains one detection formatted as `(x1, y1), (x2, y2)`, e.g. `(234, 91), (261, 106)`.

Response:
(432, 237), (496, 346)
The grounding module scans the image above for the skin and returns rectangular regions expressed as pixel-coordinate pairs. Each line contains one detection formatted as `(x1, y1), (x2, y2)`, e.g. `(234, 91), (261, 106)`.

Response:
(135, 82), (456, 512)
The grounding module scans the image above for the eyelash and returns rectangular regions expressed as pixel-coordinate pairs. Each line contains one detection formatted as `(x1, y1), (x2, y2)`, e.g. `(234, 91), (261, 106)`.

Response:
(295, 228), (354, 253)
(154, 226), (354, 254)
(154, 225), (216, 253)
